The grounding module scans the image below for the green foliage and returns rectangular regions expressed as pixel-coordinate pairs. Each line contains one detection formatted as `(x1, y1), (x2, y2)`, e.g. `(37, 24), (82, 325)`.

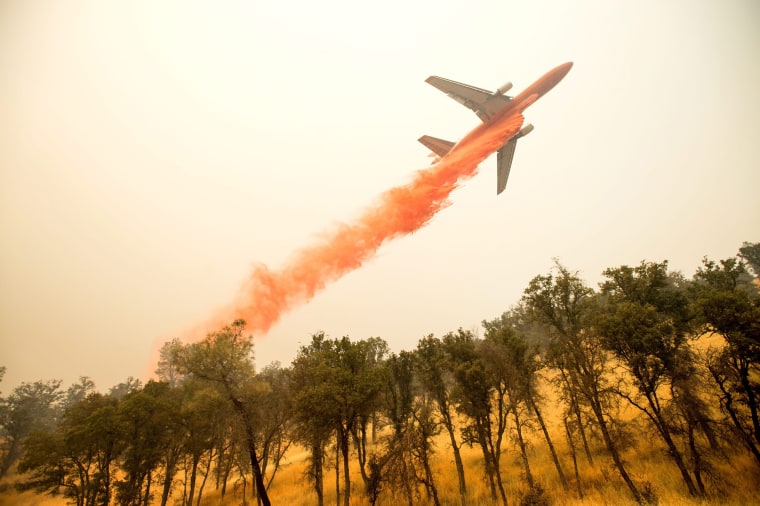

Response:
(63, 377), (96, 410)
(522, 261), (643, 502)
(692, 258), (760, 356)
(598, 261), (705, 496)
(173, 319), (273, 506)
(415, 334), (468, 506)
(691, 254), (760, 466)
(16, 430), (68, 495)
(155, 338), (185, 388)
(522, 260), (596, 339)
(174, 319), (255, 392)
(115, 381), (181, 505)
(374, 351), (442, 506)
(17, 392), (123, 505)
(739, 241), (760, 277)
(289, 333), (388, 506)
(0, 379), (63, 478)
(597, 261), (690, 390)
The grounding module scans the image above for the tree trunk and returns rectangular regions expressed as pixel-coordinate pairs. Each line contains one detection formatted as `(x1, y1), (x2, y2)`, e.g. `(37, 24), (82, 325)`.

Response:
(340, 426), (351, 506)
(687, 423), (706, 496)
(475, 420), (498, 501)
(491, 451), (508, 506)
(196, 452), (213, 506)
(160, 458), (175, 506)
(561, 368), (593, 465)
(441, 409), (467, 506)
(512, 406), (534, 489)
(186, 454), (200, 506)
(401, 457), (415, 506)
(420, 441), (441, 506)
(230, 397), (271, 506)
(352, 420), (370, 488)
(143, 471), (153, 506)
(712, 366), (760, 465)
(221, 453), (233, 498)
(102, 450), (113, 505)
(565, 417), (583, 498)
(74, 461), (87, 506)
(646, 394), (698, 496)
(335, 440), (340, 506)
(738, 359), (760, 445)
(310, 442), (325, 506)
(571, 394), (593, 465)
(531, 399), (568, 490)
(589, 400), (642, 503)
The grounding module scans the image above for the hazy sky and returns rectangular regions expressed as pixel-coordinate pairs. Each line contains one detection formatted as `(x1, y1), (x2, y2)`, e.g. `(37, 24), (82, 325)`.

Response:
(1, 1), (758, 392)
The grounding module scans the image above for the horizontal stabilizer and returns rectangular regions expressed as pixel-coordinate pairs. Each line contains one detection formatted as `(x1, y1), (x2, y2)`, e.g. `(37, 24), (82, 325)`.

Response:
(418, 135), (456, 158)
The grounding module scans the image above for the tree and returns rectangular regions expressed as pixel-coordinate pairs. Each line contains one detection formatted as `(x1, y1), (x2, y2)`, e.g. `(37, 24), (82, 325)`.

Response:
(67, 392), (123, 505)
(482, 311), (569, 493)
(115, 381), (180, 506)
(443, 328), (508, 506)
(348, 337), (388, 491)
(173, 320), (272, 506)
(0, 379), (63, 478)
(522, 262), (643, 503)
(597, 261), (703, 496)
(17, 392), (123, 506)
(376, 351), (441, 506)
(738, 241), (760, 277)
(289, 333), (335, 506)
(288, 333), (386, 506)
(250, 363), (293, 493)
(63, 377), (96, 410)
(691, 255), (760, 465)
(108, 377), (142, 400)
(155, 338), (186, 388)
(177, 380), (221, 506)
(415, 335), (468, 506)
(17, 430), (75, 502)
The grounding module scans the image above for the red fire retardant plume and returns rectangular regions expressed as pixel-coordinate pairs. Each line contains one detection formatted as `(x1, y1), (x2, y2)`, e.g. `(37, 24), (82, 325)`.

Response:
(221, 112), (526, 335)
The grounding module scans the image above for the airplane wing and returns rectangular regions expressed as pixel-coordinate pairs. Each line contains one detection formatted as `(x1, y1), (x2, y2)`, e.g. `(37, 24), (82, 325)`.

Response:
(418, 135), (455, 158)
(496, 138), (518, 195)
(425, 76), (511, 122)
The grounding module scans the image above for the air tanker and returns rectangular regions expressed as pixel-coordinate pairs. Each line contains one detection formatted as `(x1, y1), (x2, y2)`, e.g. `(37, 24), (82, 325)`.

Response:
(419, 62), (573, 194)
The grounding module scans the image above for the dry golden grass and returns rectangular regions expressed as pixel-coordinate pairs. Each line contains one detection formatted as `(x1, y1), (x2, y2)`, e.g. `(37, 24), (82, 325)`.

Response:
(0, 488), (63, 506)
(0, 471), (66, 506)
(2, 434), (759, 506)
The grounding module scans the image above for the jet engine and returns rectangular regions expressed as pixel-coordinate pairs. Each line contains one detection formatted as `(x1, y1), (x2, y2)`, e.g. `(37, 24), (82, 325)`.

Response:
(517, 124), (534, 138)
(494, 81), (513, 95)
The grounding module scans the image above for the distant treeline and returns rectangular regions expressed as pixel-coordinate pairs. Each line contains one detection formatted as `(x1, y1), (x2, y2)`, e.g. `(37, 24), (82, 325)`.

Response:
(1, 241), (758, 506)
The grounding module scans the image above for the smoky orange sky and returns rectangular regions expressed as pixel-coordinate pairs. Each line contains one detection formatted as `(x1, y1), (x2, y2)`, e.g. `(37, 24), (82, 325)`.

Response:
(1, 1), (758, 391)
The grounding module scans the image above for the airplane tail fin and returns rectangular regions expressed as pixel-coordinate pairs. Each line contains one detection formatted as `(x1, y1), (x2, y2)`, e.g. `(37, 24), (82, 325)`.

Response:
(418, 135), (455, 158)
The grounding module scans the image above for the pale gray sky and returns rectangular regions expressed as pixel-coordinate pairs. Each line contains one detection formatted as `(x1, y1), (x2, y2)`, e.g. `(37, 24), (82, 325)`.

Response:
(1, 1), (758, 392)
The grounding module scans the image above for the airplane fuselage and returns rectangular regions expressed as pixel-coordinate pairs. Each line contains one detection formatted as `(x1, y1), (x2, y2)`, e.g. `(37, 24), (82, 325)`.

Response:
(448, 62), (573, 156)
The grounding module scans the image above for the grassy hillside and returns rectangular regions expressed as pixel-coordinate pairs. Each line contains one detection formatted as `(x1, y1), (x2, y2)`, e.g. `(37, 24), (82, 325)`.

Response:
(4, 404), (757, 506)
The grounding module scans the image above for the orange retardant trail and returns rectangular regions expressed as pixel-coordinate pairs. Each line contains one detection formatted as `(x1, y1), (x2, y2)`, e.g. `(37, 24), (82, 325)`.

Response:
(220, 112), (526, 335)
